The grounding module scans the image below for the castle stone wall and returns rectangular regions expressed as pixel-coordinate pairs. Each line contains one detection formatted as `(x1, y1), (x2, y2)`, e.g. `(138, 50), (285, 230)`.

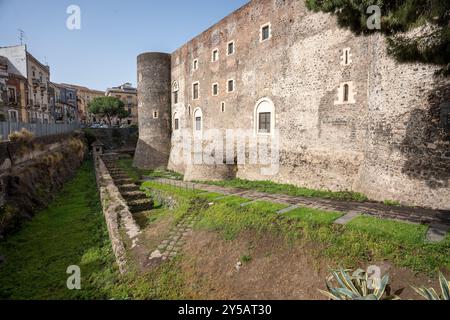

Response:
(136, 0), (450, 209)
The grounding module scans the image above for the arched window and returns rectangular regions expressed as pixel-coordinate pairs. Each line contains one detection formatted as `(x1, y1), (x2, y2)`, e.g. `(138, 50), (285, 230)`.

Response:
(172, 81), (179, 104)
(173, 112), (179, 130)
(343, 84), (349, 102)
(193, 107), (202, 132)
(254, 98), (275, 135)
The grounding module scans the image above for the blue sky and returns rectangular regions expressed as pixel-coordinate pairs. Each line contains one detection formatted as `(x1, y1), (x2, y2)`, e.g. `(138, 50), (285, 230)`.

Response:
(0, 0), (249, 91)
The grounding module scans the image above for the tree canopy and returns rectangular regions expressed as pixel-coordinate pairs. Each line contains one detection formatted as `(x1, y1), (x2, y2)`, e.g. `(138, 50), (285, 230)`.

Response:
(305, 0), (450, 75)
(88, 96), (129, 125)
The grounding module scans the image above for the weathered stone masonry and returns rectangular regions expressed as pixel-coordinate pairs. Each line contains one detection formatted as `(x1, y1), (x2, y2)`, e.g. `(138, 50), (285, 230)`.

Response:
(134, 0), (450, 210)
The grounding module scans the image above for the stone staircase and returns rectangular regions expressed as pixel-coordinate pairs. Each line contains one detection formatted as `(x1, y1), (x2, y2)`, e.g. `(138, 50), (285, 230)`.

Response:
(102, 156), (154, 215)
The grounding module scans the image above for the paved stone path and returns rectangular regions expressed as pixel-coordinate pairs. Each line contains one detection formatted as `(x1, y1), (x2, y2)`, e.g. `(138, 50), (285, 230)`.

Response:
(148, 215), (195, 263)
(152, 178), (450, 242)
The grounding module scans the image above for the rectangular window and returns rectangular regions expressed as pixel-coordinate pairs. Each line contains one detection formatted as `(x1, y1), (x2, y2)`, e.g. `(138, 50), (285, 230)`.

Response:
(212, 83), (218, 96)
(227, 80), (234, 93)
(174, 118), (179, 130)
(153, 111), (159, 119)
(193, 82), (199, 100)
(193, 59), (198, 70)
(8, 87), (16, 103)
(212, 49), (218, 62)
(258, 112), (271, 133)
(227, 41), (235, 55)
(221, 102), (225, 113)
(173, 91), (178, 104)
(261, 24), (271, 42)
(195, 117), (201, 131)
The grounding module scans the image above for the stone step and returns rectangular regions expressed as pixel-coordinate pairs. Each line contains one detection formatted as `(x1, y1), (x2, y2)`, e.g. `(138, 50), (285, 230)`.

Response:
(128, 199), (154, 214)
(122, 191), (148, 201)
(119, 185), (140, 193)
(113, 178), (135, 185)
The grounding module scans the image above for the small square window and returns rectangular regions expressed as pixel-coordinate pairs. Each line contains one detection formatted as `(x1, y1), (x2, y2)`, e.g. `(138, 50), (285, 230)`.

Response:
(261, 24), (271, 42)
(193, 82), (199, 100)
(227, 41), (235, 55)
(227, 80), (234, 93)
(258, 112), (271, 133)
(212, 49), (219, 62)
(212, 83), (218, 96)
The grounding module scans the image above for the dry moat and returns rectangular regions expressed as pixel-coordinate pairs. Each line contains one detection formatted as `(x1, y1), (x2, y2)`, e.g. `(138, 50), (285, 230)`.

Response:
(1, 141), (449, 299)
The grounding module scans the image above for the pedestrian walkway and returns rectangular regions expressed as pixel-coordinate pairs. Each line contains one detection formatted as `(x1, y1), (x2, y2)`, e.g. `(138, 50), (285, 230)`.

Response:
(151, 178), (450, 242)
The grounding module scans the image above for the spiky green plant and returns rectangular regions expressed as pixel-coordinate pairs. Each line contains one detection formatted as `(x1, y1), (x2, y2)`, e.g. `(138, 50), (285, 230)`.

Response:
(411, 272), (450, 300)
(319, 268), (398, 300)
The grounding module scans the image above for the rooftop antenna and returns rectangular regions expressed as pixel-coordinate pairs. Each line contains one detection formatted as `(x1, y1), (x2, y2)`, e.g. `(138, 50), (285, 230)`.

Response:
(17, 29), (26, 45)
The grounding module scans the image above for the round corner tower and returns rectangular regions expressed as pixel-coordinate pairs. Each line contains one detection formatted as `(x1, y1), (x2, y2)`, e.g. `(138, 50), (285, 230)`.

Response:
(133, 52), (172, 169)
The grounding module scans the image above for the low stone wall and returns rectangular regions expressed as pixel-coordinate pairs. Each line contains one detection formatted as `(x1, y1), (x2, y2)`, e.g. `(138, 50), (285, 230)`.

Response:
(93, 154), (140, 274)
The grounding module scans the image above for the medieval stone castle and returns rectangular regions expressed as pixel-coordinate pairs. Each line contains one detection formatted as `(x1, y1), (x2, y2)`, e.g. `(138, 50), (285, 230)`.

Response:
(133, 0), (450, 210)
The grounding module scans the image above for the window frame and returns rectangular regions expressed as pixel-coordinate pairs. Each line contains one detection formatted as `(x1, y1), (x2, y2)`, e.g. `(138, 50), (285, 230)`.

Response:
(260, 23), (272, 42)
(193, 59), (199, 71)
(212, 83), (219, 96)
(173, 81), (179, 105)
(192, 81), (200, 100)
(258, 112), (271, 134)
(193, 107), (203, 133)
(254, 97), (275, 136)
(227, 79), (235, 93)
(7, 86), (17, 103)
(221, 102), (225, 113)
(227, 41), (235, 56)
(211, 48), (219, 62)
(173, 112), (180, 131)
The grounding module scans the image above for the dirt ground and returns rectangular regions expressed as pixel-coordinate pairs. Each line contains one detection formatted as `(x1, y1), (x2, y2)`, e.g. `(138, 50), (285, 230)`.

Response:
(178, 230), (439, 300)
(130, 213), (441, 300)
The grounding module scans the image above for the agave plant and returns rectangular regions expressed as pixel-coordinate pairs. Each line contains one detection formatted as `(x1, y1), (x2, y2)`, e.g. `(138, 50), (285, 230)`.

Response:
(411, 272), (450, 300)
(319, 268), (398, 300)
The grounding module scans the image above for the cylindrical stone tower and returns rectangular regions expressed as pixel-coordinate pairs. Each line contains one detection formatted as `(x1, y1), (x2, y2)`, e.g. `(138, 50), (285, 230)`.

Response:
(133, 52), (172, 169)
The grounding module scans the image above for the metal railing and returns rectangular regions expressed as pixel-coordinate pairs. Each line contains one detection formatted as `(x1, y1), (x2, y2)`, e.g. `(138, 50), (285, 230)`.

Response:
(0, 122), (81, 141)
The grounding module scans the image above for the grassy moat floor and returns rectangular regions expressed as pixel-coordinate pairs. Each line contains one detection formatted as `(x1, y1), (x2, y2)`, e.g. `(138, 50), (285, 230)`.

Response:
(0, 159), (449, 300)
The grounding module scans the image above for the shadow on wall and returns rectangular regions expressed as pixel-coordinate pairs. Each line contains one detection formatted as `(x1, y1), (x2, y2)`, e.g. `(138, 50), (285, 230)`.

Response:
(133, 139), (169, 170)
(400, 83), (450, 189)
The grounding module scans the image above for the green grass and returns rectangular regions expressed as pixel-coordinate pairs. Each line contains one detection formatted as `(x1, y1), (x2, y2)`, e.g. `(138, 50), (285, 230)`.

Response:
(0, 161), (119, 299)
(284, 207), (344, 224)
(142, 182), (450, 275)
(199, 178), (369, 202)
(346, 216), (428, 244)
